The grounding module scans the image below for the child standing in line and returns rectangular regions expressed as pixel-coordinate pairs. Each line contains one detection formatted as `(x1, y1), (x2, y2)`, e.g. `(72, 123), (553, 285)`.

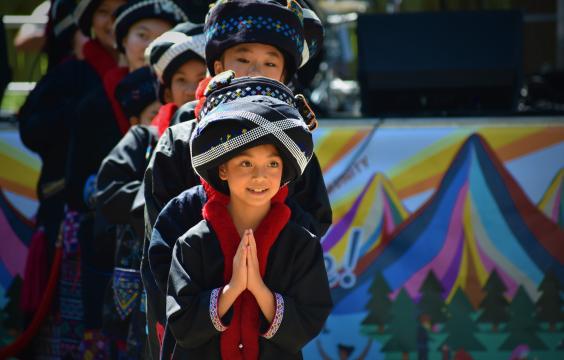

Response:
(64, 0), (186, 354)
(142, 1), (329, 355)
(95, 66), (159, 358)
(166, 74), (333, 359)
(95, 22), (207, 358)
(18, 1), (126, 357)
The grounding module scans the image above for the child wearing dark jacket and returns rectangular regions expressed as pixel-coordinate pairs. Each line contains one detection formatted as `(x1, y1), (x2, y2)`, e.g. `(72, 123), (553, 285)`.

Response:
(95, 21), (207, 358)
(142, 1), (330, 356)
(18, 0), (125, 357)
(165, 73), (333, 359)
(64, 0), (186, 354)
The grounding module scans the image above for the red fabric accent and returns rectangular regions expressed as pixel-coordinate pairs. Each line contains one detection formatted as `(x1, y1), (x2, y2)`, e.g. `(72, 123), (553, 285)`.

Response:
(194, 77), (212, 121)
(103, 67), (130, 135)
(0, 245), (63, 358)
(202, 181), (290, 360)
(82, 39), (117, 79)
(20, 228), (49, 313)
(156, 321), (165, 348)
(151, 103), (178, 138)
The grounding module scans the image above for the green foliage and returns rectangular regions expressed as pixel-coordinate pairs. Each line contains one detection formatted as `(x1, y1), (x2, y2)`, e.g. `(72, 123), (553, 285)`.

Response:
(535, 270), (563, 329)
(362, 272), (392, 332)
(1, 90), (28, 113)
(478, 269), (509, 330)
(382, 288), (417, 353)
(418, 270), (447, 324)
(441, 287), (485, 351)
(2, 276), (23, 332)
(500, 286), (547, 350)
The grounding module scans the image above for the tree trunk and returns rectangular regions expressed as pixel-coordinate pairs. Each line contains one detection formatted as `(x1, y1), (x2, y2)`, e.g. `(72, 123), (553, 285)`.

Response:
(402, 352), (409, 360)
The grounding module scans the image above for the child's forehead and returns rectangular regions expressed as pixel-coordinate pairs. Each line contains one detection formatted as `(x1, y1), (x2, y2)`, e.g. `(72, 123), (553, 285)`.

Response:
(228, 43), (283, 57)
(232, 144), (281, 157)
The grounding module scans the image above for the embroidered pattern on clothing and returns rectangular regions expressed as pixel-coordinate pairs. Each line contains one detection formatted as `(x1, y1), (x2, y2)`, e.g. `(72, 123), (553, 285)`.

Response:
(205, 15), (304, 53)
(193, 110), (310, 174)
(210, 287), (228, 332)
(200, 85), (296, 118)
(112, 267), (142, 320)
(62, 208), (81, 257)
(262, 293), (284, 339)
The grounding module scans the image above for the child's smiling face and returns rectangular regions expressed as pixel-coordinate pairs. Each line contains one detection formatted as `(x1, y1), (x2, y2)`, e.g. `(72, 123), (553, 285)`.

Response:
(219, 144), (283, 209)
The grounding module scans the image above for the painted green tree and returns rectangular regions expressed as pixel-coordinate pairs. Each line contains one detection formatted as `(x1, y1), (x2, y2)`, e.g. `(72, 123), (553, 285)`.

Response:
(361, 272), (392, 333)
(418, 270), (447, 325)
(440, 287), (485, 352)
(382, 288), (417, 360)
(499, 286), (547, 350)
(478, 269), (509, 331)
(2, 276), (23, 330)
(535, 270), (563, 331)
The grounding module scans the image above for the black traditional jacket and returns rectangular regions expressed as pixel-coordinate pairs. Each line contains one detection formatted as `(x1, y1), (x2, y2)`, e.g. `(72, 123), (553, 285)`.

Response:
(167, 217), (333, 359)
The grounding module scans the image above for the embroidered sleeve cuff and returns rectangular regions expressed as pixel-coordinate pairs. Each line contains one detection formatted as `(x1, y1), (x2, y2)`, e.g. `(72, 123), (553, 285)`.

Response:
(209, 287), (228, 332)
(262, 292), (284, 339)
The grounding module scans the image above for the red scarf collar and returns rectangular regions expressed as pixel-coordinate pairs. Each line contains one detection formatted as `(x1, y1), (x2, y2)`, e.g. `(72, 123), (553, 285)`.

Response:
(103, 67), (130, 135)
(202, 181), (290, 360)
(150, 103), (178, 137)
(82, 39), (117, 79)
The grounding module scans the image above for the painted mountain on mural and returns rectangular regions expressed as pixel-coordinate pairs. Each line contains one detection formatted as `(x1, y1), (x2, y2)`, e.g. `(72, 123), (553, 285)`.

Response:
(329, 133), (564, 313)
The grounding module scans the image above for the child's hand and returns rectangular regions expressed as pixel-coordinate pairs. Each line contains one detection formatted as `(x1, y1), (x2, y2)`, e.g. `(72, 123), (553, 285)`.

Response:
(229, 231), (249, 295)
(245, 229), (265, 295)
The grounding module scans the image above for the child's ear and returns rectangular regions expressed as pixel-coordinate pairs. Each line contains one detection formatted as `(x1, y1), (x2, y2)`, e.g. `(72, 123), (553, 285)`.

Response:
(213, 60), (224, 75)
(129, 116), (140, 126)
(218, 164), (228, 180)
(163, 88), (173, 104)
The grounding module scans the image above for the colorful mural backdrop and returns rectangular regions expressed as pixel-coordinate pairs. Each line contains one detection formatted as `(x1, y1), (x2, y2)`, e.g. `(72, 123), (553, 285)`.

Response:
(307, 122), (564, 360)
(1, 121), (563, 358)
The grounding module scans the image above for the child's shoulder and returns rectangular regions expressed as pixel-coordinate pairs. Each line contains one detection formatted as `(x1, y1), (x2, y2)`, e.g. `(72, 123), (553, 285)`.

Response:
(169, 185), (206, 210)
(178, 218), (209, 246)
(281, 220), (320, 251)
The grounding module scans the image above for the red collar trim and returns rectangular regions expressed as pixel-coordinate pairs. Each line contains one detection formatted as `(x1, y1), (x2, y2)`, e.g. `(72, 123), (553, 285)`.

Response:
(103, 67), (130, 135)
(202, 181), (290, 360)
(150, 103), (178, 137)
(82, 39), (117, 79)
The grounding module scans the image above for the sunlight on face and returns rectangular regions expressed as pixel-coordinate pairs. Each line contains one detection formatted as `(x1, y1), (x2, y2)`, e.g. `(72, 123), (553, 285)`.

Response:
(123, 18), (172, 71)
(91, 0), (126, 50)
(219, 144), (283, 210)
(214, 43), (285, 82)
(165, 59), (207, 106)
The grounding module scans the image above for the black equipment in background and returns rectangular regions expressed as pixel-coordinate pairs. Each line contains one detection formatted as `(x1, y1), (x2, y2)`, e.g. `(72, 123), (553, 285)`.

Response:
(357, 10), (523, 117)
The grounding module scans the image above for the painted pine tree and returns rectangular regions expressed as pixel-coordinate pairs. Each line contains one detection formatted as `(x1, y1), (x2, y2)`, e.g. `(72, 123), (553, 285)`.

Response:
(418, 270), (447, 325)
(361, 272), (392, 333)
(382, 288), (417, 360)
(500, 286), (547, 351)
(535, 270), (563, 332)
(478, 269), (509, 332)
(440, 287), (485, 353)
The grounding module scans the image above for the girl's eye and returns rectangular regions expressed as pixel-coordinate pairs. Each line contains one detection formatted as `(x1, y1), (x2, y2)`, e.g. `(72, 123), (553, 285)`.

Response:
(240, 160), (252, 167)
(237, 57), (250, 64)
(265, 62), (277, 68)
(268, 161), (280, 168)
